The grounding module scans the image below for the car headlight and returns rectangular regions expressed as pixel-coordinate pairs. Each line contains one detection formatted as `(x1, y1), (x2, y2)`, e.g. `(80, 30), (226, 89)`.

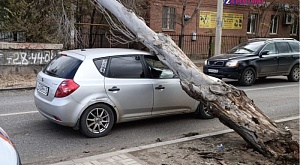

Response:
(204, 60), (208, 66)
(225, 60), (239, 67)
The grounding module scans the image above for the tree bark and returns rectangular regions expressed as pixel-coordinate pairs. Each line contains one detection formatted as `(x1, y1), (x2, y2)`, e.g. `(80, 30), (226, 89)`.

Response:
(92, 0), (299, 160)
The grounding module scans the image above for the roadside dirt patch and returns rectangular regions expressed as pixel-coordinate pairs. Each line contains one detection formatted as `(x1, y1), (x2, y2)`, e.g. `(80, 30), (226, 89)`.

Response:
(0, 73), (36, 88)
(131, 119), (299, 165)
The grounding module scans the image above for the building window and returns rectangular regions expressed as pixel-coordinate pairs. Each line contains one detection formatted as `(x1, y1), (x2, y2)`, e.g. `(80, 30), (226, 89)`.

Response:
(162, 6), (175, 30)
(247, 14), (257, 34)
(290, 20), (298, 36)
(269, 15), (278, 34)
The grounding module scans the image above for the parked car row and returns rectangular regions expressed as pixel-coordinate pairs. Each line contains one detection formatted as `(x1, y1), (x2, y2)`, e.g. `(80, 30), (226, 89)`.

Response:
(3, 38), (299, 164)
(33, 38), (300, 138)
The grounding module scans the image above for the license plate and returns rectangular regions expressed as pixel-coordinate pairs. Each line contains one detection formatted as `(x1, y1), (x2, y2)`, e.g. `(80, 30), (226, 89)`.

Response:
(37, 82), (49, 96)
(208, 69), (218, 73)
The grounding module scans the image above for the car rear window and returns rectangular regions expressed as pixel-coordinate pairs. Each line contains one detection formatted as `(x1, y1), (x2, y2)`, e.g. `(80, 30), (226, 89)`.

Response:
(288, 42), (300, 52)
(276, 42), (291, 53)
(43, 54), (82, 79)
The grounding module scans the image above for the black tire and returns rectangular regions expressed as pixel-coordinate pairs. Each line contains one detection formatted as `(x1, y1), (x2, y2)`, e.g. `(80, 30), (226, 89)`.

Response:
(80, 104), (115, 138)
(238, 67), (256, 86)
(194, 101), (214, 119)
(287, 64), (299, 82)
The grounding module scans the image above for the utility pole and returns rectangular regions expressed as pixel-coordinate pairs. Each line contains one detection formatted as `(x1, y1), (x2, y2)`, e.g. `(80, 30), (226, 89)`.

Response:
(214, 0), (223, 55)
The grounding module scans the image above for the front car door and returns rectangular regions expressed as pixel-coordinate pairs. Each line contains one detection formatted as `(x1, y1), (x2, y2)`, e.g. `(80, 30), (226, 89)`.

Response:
(257, 42), (279, 77)
(104, 55), (153, 121)
(143, 55), (197, 115)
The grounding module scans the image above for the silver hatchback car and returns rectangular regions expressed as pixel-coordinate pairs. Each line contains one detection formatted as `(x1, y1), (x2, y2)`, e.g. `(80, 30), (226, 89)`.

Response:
(34, 48), (213, 137)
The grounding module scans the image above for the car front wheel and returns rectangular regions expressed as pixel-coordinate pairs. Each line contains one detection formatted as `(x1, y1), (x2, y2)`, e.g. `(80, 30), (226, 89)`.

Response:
(287, 64), (299, 82)
(80, 104), (115, 138)
(195, 101), (214, 119)
(239, 67), (256, 86)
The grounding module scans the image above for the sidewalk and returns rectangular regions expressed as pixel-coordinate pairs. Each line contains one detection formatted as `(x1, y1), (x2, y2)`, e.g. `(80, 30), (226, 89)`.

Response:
(50, 116), (299, 165)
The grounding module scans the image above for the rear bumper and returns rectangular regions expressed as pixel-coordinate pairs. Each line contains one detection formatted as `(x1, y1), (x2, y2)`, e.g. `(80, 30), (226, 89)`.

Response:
(203, 66), (241, 79)
(34, 89), (83, 127)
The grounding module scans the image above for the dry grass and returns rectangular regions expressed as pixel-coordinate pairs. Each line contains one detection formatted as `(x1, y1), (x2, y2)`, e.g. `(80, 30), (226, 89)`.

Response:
(0, 73), (36, 88)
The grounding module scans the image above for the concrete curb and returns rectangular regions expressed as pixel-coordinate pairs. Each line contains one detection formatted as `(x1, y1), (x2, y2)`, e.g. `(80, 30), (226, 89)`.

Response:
(0, 86), (35, 91)
(50, 116), (300, 165)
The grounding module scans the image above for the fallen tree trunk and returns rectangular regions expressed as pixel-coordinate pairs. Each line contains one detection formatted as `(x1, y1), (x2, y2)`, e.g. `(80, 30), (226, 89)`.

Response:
(92, 0), (299, 160)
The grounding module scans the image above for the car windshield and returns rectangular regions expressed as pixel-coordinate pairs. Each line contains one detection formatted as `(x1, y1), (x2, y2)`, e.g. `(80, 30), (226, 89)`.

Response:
(227, 41), (265, 54)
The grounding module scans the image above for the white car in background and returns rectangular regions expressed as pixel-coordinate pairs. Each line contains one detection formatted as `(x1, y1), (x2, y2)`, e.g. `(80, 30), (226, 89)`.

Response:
(0, 127), (22, 165)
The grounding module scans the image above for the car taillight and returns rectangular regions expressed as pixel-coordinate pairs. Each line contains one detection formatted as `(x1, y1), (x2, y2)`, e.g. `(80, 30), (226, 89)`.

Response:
(55, 79), (79, 98)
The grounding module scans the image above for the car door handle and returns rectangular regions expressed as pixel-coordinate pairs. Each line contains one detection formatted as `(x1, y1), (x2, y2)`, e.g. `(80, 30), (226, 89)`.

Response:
(155, 85), (165, 90)
(108, 86), (120, 91)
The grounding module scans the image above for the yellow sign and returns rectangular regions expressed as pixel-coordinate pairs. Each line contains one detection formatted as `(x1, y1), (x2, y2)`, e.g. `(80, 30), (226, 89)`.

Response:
(199, 11), (243, 29)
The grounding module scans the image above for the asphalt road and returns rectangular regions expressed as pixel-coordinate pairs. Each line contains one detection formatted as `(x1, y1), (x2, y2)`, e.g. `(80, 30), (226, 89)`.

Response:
(0, 76), (299, 165)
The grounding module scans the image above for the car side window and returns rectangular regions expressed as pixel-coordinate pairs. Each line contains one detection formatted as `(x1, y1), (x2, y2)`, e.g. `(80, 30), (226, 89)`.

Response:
(262, 43), (277, 54)
(94, 58), (108, 76)
(107, 55), (145, 78)
(288, 42), (300, 52)
(144, 55), (176, 79)
(276, 42), (291, 53)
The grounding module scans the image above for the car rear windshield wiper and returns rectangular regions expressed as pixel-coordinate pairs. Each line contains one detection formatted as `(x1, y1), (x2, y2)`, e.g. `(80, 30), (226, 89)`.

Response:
(45, 70), (59, 77)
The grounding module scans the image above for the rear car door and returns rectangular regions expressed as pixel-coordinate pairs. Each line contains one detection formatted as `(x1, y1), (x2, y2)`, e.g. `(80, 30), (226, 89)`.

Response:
(144, 55), (197, 115)
(104, 55), (153, 120)
(276, 42), (294, 74)
(257, 43), (279, 76)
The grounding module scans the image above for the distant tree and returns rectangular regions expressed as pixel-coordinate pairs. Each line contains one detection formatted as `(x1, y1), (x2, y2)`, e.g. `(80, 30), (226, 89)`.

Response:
(249, 0), (299, 37)
(178, 0), (202, 49)
(0, 0), (56, 42)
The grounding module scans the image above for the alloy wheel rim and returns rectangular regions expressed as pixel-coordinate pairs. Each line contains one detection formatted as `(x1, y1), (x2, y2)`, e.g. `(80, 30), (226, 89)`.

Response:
(245, 70), (254, 84)
(293, 67), (299, 80)
(86, 108), (110, 134)
(203, 105), (212, 116)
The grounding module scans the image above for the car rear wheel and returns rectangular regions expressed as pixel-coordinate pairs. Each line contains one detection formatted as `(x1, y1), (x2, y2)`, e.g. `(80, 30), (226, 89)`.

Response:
(80, 104), (114, 138)
(194, 101), (214, 119)
(238, 67), (256, 86)
(287, 64), (299, 82)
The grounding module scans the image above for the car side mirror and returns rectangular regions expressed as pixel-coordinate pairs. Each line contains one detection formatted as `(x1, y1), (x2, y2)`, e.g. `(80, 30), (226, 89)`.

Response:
(260, 50), (269, 56)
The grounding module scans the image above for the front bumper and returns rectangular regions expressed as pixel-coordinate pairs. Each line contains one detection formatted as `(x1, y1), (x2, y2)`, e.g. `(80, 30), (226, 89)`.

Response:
(203, 66), (242, 79)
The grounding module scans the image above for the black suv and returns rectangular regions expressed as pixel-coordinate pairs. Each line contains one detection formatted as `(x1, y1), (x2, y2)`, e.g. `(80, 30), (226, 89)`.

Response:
(203, 38), (300, 86)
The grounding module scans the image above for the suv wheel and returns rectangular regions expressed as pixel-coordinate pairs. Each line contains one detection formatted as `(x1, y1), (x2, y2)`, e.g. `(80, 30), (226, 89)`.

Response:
(287, 64), (299, 82)
(80, 104), (114, 138)
(239, 67), (256, 86)
(195, 101), (214, 119)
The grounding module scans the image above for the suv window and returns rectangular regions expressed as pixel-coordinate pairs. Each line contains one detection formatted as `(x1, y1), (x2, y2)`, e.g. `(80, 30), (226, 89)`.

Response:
(43, 55), (82, 79)
(107, 55), (144, 78)
(144, 55), (176, 79)
(288, 42), (300, 52)
(262, 43), (277, 54)
(276, 42), (291, 53)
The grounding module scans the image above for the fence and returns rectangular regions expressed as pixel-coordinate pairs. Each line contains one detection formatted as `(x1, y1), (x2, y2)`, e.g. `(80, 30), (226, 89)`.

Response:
(0, 32), (26, 42)
(169, 34), (250, 59)
(75, 33), (251, 59)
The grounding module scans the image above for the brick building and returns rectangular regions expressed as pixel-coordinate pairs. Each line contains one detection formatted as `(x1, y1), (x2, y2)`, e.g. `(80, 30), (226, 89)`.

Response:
(71, 0), (299, 58)
(131, 0), (296, 57)
(147, 0), (299, 38)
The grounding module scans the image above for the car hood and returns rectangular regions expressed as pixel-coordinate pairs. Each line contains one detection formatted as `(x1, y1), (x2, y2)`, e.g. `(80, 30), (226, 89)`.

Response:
(208, 53), (255, 60)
